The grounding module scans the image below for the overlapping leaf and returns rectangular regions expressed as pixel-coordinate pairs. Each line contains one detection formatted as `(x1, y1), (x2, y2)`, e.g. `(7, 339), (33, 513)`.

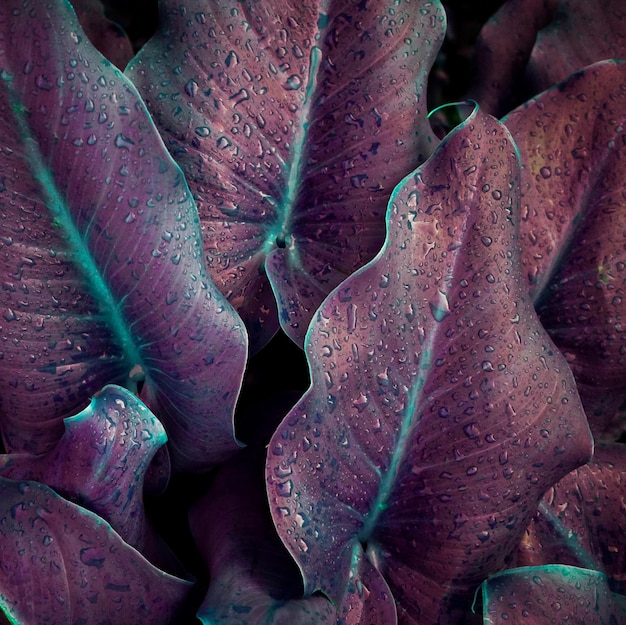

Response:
(468, 0), (626, 117)
(190, 447), (336, 624)
(481, 565), (626, 625)
(517, 443), (626, 595)
(126, 0), (446, 350)
(503, 60), (626, 438)
(266, 106), (593, 624)
(0, 385), (179, 572)
(0, 0), (247, 471)
(0, 476), (193, 625)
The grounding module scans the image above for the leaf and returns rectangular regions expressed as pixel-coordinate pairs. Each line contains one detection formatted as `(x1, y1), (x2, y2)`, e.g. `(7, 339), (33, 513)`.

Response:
(503, 59), (626, 438)
(266, 106), (593, 624)
(125, 0), (446, 350)
(0, 0), (247, 471)
(0, 476), (193, 625)
(481, 565), (626, 625)
(467, 0), (626, 117)
(190, 446), (336, 624)
(69, 0), (135, 70)
(527, 0), (626, 92)
(0, 385), (181, 572)
(517, 443), (626, 595)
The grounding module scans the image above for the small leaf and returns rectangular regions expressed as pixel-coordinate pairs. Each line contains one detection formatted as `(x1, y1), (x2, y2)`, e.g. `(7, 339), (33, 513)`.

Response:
(0, 477), (193, 625)
(0, 0), (247, 472)
(126, 0), (446, 350)
(0, 385), (177, 571)
(266, 106), (593, 623)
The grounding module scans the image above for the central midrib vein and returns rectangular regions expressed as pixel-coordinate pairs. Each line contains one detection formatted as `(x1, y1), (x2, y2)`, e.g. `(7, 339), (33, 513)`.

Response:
(266, 36), (324, 251)
(8, 75), (146, 384)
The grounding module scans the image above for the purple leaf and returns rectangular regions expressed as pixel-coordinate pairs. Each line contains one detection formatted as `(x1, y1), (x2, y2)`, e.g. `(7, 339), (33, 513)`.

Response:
(266, 106), (593, 623)
(466, 0), (556, 117)
(0, 476), (193, 625)
(0, 385), (179, 572)
(189, 447), (336, 624)
(468, 0), (626, 117)
(125, 0), (445, 350)
(481, 565), (626, 625)
(0, 0), (247, 471)
(503, 59), (626, 439)
(517, 443), (626, 595)
(69, 0), (135, 70)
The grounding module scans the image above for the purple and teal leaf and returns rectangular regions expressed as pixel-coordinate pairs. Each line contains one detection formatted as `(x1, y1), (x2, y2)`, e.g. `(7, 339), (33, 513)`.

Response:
(0, 385), (179, 572)
(0, 476), (193, 625)
(125, 0), (445, 350)
(481, 565), (626, 625)
(190, 446), (336, 624)
(503, 59), (626, 439)
(517, 443), (626, 595)
(0, 0), (247, 471)
(266, 106), (593, 624)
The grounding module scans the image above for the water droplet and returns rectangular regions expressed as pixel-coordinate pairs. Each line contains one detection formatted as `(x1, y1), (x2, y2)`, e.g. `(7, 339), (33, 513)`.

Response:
(184, 79), (198, 97)
(225, 50), (239, 67)
(463, 422), (480, 439)
(430, 290), (450, 321)
(480, 236), (492, 247)
(276, 480), (293, 497)
(539, 166), (552, 179)
(347, 303), (357, 333)
(216, 136), (232, 149)
(114, 133), (134, 149)
(35, 74), (52, 90)
(124, 212), (136, 224)
(352, 393), (370, 412)
(283, 74), (302, 90)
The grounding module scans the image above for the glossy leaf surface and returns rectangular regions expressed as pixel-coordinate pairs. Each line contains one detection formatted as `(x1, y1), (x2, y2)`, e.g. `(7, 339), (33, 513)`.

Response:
(517, 443), (626, 595)
(0, 477), (192, 625)
(482, 565), (626, 625)
(0, 385), (172, 569)
(266, 107), (593, 624)
(190, 447), (336, 624)
(503, 60), (626, 438)
(0, 0), (247, 471)
(126, 0), (445, 350)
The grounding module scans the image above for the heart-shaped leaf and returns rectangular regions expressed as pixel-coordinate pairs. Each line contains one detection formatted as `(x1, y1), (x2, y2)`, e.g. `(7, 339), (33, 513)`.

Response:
(190, 446), (336, 624)
(0, 385), (179, 571)
(503, 59), (626, 438)
(266, 106), (593, 624)
(125, 0), (446, 350)
(481, 565), (626, 625)
(0, 0), (247, 471)
(0, 476), (193, 625)
(517, 443), (626, 595)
